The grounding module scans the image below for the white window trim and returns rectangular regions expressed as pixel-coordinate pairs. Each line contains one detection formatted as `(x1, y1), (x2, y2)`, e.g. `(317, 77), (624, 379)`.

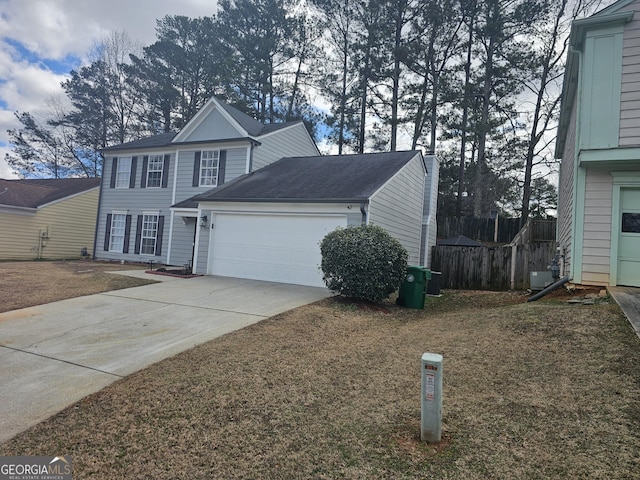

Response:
(115, 157), (132, 189)
(139, 210), (160, 256)
(146, 154), (164, 188)
(199, 149), (220, 187)
(109, 210), (128, 253)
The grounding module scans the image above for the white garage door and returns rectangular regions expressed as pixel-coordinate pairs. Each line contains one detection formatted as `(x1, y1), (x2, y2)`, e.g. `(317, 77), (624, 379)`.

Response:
(209, 212), (347, 287)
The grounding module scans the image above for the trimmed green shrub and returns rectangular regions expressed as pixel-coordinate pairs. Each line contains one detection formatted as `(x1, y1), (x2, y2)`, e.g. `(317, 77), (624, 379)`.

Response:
(320, 225), (408, 303)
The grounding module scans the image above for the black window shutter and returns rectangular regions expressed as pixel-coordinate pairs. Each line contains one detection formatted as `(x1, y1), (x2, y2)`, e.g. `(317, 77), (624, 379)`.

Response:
(140, 156), (148, 188)
(162, 154), (170, 188)
(123, 215), (132, 253)
(104, 214), (112, 251)
(155, 216), (165, 256)
(218, 150), (227, 186)
(192, 151), (201, 187)
(134, 215), (143, 254)
(129, 157), (137, 189)
(109, 158), (118, 188)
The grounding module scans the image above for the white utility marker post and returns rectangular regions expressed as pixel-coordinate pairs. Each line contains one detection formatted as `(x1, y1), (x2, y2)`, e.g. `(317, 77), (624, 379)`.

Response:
(421, 352), (443, 443)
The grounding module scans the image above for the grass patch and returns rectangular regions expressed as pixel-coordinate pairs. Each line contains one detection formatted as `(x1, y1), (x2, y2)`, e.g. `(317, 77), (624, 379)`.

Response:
(1, 289), (639, 478)
(0, 260), (155, 313)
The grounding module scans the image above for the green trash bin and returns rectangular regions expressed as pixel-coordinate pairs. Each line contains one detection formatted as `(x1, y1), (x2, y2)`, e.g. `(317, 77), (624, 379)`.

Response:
(397, 266), (431, 309)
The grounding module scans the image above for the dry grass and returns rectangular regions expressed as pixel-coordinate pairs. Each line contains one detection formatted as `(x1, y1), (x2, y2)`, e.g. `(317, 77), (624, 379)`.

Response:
(0, 260), (155, 313)
(1, 283), (639, 479)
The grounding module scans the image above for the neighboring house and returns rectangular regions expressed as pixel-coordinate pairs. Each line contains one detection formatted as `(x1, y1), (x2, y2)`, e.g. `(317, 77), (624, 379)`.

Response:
(96, 96), (438, 287)
(0, 177), (100, 260)
(556, 0), (640, 288)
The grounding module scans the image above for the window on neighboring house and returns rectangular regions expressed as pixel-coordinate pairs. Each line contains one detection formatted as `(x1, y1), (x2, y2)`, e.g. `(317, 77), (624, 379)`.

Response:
(140, 214), (159, 255)
(109, 213), (127, 252)
(200, 150), (219, 186)
(622, 213), (640, 233)
(146, 155), (164, 188)
(115, 157), (132, 188)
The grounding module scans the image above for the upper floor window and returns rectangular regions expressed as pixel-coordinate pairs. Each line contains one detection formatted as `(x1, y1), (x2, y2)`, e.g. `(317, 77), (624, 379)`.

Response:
(115, 157), (132, 188)
(146, 155), (164, 188)
(200, 150), (219, 186)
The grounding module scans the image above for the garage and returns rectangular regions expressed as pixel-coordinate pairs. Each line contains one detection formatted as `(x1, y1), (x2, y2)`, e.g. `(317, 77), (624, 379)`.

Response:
(208, 212), (347, 287)
(191, 151), (427, 286)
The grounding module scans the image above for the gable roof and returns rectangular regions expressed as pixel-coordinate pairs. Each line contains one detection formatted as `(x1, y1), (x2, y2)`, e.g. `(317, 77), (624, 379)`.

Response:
(0, 178), (100, 209)
(191, 151), (424, 204)
(103, 97), (306, 153)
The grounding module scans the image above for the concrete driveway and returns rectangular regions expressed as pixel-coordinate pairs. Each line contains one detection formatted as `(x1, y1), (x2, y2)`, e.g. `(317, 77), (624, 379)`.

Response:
(0, 272), (330, 444)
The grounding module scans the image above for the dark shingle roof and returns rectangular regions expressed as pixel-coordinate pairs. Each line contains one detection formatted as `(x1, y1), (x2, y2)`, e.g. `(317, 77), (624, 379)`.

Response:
(437, 235), (484, 247)
(216, 99), (302, 136)
(102, 98), (303, 153)
(0, 178), (100, 208)
(192, 151), (422, 203)
(102, 132), (177, 152)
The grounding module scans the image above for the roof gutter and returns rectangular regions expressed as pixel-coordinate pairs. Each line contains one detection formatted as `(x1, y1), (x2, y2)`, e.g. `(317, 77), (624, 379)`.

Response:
(196, 197), (371, 204)
(102, 136), (261, 154)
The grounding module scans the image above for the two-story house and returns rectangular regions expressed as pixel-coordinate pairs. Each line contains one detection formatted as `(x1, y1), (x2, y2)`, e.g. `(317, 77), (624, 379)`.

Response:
(556, 0), (640, 288)
(96, 96), (438, 287)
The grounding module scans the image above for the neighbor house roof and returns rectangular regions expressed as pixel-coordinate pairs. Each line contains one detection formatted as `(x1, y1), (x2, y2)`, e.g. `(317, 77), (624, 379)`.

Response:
(437, 235), (484, 247)
(0, 178), (100, 209)
(190, 151), (424, 204)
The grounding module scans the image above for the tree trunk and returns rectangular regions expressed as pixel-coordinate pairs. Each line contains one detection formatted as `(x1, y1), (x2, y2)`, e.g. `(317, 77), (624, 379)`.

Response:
(473, 34), (494, 217)
(457, 15), (474, 218)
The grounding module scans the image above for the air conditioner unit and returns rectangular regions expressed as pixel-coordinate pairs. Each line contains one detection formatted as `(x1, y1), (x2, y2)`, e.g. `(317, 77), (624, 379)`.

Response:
(530, 271), (554, 291)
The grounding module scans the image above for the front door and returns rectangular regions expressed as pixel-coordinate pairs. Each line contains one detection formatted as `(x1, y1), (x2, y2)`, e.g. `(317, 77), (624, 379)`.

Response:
(618, 188), (640, 287)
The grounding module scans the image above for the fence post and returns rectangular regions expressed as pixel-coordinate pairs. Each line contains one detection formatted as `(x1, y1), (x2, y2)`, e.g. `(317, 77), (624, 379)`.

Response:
(510, 244), (517, 291)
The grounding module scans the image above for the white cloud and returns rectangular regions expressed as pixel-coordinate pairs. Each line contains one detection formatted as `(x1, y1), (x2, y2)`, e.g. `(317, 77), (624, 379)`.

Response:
(0, 0), (217, 178)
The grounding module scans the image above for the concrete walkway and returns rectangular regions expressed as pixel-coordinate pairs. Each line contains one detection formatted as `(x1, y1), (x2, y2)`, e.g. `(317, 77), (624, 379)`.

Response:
(608, 286), (640, 339)
(0, 272), (330, 444)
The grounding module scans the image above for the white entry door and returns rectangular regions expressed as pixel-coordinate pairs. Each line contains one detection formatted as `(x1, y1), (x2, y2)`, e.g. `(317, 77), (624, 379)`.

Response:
(209, 212), (347, 287)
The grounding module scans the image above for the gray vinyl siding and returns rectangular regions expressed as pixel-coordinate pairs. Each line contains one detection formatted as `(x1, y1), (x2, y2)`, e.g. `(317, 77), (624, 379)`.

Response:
(96, 154), (174, 263)
(174, 147), (248, 202)
(253, 124), (319, 170)
(168, 216), (197, 267)
(194, 215), (211, 275)
(581, 169), (613, 285)
(620, 0), (640, 145)
(368, 155), (424, 264)
(185, 108), (243, 141)
(558, 101), (578, 276)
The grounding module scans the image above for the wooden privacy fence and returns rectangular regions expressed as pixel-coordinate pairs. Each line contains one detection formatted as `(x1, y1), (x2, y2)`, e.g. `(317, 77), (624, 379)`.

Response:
(431, 242), (558, 290)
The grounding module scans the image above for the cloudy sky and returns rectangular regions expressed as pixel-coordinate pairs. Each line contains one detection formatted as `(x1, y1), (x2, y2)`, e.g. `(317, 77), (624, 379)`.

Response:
(0, 0), (217, 178)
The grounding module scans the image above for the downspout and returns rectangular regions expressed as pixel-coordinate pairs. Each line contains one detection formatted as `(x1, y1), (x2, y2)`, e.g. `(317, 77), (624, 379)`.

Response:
(360, 203), (368, 226)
